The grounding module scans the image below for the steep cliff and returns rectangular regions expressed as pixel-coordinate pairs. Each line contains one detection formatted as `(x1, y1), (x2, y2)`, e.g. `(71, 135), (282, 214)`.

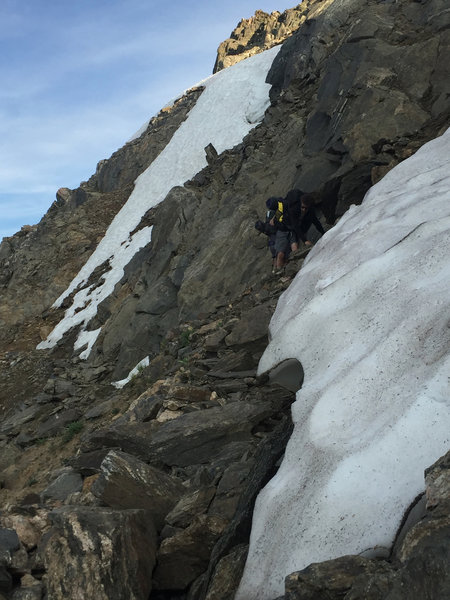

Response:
(0, 0), (449, 598)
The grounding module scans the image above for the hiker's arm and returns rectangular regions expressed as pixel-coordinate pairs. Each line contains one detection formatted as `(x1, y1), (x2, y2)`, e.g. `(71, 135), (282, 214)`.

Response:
(312, 213), (325, 235)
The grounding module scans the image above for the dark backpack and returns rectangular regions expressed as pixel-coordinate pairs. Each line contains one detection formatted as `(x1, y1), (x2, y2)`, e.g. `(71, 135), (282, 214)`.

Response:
(255, 217), (276, 236)
(280, 189), (303, 231)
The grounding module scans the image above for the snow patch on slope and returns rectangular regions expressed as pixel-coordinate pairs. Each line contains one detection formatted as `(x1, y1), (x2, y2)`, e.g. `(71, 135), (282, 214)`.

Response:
(235, 127), (450, 600)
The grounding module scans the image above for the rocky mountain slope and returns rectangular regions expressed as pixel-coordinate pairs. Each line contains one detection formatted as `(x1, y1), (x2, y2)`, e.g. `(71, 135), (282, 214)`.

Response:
(0, 0), (449, 598)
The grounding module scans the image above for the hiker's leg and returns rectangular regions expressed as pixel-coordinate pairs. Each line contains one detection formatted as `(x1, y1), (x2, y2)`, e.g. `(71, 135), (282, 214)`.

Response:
(269, 238), (277, 271)
(276, 251), (285, 269)
(290, 231), (299, 252)
(274, 230), (290, 270)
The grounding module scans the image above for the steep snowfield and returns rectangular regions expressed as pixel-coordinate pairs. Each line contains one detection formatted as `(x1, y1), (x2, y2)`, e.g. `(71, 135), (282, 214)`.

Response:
(37, 45), (280, 357)
(236, 127), (450, 600)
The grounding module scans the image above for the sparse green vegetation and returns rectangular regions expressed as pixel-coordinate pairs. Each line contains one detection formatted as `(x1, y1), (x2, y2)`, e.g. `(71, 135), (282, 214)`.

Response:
(179, 327), (194, 347)
(62, 420), (84, 444)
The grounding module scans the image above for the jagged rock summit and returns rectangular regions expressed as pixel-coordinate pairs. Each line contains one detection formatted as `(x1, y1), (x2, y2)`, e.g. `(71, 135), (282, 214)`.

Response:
(0, 0), (449, 598)
(214, 3), (304, 72)
(214, 0), (343, 73)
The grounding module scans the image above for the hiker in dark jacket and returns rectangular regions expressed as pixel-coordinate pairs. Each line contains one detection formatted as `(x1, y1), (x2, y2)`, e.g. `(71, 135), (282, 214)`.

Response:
(265, 197), (279, 271)
(269, 190), (325, 272)
(296, 193), (325, 245)
(254, 197), (279, 271)
(269, 192), (300, 272)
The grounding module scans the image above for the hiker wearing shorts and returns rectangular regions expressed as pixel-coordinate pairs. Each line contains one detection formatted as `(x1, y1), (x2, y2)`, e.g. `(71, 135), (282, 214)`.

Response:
(269, 192), (300, 272)
(255, 197), (280, 271)
(270, 190), (325, 272)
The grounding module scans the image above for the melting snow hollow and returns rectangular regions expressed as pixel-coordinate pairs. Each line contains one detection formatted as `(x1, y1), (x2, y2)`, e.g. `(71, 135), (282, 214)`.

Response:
(37, 45), (280, 356)
(235, 127), (450, 600)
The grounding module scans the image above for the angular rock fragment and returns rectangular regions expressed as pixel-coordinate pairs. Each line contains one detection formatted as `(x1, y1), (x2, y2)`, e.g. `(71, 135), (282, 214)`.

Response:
(36, 408), (82, 439)
(83, 401), (273, 467)
(41, 467), (83, 502)
(205, 544), (248, 600)
(153, 515), (227, 590)
(225, 304), (272, 348)
(284, 555), (394, 600)
(11, 574), (43, 600)
(165, 486), (216, 529)
(91, 450), (185, 530)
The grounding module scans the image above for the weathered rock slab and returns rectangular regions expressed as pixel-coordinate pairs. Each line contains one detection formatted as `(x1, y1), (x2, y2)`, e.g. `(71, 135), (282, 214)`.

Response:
(36, 408), (82, 439)
(41, 467), (83, 502)
(153, 515), (227, 591)
(83, 400), (273, 467)
(225, 304), (272, 348)
(165, 486), (217, 529)
(204, 543), (248, 600)
(284, 555), (394, 599)
(91, 450), (185, 530)
(40, 507), (157, 600)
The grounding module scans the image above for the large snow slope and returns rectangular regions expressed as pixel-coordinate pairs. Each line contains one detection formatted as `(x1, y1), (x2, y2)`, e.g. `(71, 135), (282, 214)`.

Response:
(236, 127), (450, 600)
(37, 46), (280, 357)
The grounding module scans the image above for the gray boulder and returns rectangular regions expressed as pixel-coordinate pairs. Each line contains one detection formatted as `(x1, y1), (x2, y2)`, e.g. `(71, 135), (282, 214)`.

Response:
(40, 507), (157, 600)
(41, 467), (83, 502)
(284, 555), (394, 600)
(83, 400), (273, 467)
(0, 406), (42, 437)
(91, 450), (185, 530)
(0, 528), (20, 566)
(225, 303), (272, 349)
(35, 408), (82, 439)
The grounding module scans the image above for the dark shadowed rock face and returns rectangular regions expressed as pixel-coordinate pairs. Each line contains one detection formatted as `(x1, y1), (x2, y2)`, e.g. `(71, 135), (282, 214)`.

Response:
(153, 514), (228, 590)
(265, 0), (450, 218)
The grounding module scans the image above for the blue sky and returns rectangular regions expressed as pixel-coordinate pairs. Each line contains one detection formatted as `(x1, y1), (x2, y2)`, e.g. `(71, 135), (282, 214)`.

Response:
(0, 0), (292, 240)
